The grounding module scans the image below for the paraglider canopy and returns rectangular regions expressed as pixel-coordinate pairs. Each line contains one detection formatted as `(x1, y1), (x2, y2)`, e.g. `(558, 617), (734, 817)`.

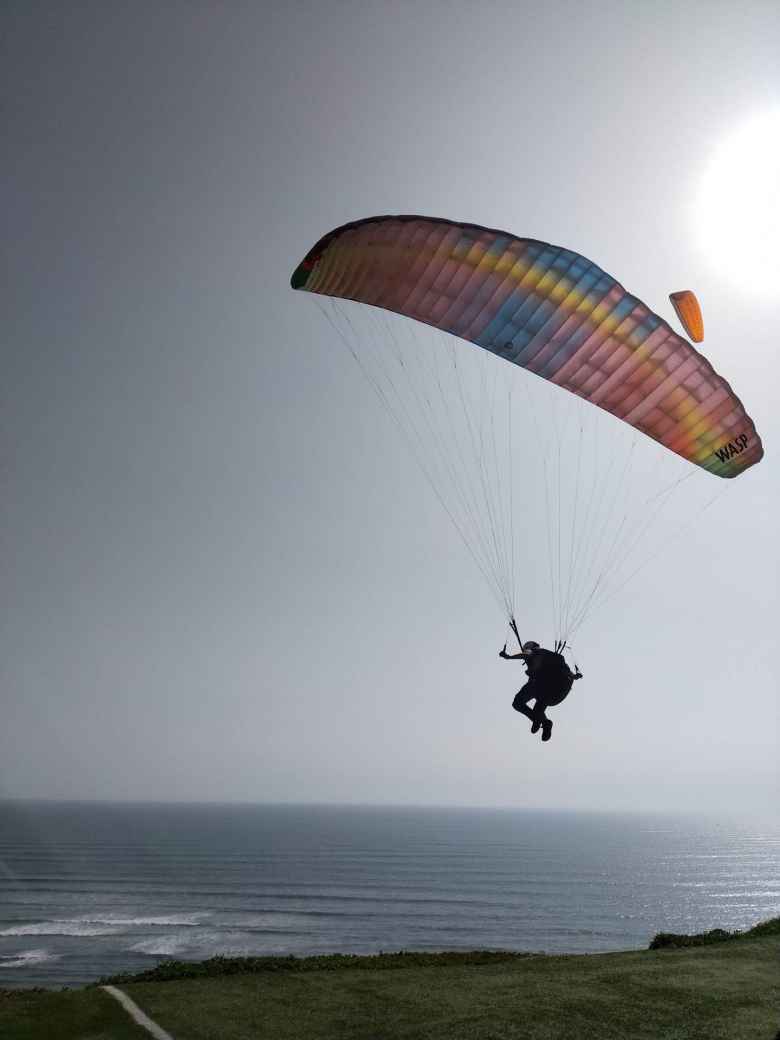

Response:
(292, 215), (762, 478)
(669, 290), (704, 343)
(291, 215), (763, 641)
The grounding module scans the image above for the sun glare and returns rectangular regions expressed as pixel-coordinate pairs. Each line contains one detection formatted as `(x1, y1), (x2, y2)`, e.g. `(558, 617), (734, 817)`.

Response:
(697, 110), (780, 295)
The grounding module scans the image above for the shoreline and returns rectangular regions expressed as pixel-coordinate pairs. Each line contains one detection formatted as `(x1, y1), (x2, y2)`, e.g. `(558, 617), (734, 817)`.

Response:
(2, 916), (777, 994)
(2, 924), (778, 1040)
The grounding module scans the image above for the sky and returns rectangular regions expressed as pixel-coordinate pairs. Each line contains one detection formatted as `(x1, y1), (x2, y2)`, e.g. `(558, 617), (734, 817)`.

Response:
(2, 0), (778, 816)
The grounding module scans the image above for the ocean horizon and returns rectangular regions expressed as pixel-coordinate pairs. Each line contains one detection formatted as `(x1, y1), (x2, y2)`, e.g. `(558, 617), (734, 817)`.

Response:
(1, 800), (778, 989)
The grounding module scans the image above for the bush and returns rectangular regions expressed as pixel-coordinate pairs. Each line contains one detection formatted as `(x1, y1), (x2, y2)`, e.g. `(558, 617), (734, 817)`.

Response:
(649, 916), (780, 950)
(96, 949), (535, 986)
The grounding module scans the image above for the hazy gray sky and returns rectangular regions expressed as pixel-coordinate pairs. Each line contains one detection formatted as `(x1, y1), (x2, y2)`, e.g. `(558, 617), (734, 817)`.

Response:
(3, 1), (778, 815)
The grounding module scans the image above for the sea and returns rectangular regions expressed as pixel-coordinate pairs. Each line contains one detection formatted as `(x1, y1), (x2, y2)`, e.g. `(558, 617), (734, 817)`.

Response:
(0, 801), (778, 989)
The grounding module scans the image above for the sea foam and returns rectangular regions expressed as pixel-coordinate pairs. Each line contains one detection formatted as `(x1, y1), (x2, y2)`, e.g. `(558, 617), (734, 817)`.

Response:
(0, 949), (59, 968)
(0, 913), (206, 937)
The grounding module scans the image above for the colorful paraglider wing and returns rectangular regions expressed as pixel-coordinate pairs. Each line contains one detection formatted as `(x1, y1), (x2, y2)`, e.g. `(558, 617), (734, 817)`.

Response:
(669, 290), (704, 343)
(292, 216), (763, 478)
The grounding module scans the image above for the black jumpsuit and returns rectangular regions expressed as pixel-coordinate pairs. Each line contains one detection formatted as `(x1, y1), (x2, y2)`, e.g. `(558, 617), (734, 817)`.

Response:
(512, 648), (574, 721)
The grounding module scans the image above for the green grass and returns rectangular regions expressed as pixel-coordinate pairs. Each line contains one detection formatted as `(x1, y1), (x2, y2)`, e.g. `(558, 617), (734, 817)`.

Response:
(0, 986), (149, 1040)
(2, 920), (778, 1040)
(117, 936), (780, 1040)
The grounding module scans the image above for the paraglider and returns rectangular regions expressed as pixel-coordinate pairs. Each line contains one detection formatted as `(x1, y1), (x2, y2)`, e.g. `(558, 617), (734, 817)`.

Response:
(292, 215), (761, 479)
(499, 622), (582, 743)
(291, 215), (763, 697)
(669, 290), (704, 343)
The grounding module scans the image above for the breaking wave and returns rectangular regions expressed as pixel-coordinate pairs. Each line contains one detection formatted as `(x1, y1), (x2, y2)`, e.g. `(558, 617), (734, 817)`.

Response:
(0, 912), (206, 937)
(0, 949), (59, 968)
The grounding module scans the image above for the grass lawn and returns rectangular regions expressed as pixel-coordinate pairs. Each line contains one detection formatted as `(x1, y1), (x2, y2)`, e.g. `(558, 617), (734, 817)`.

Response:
(0, 986), (150, 1040)
(2, 930), (777, 1039)
(120, 936), (780, 1040)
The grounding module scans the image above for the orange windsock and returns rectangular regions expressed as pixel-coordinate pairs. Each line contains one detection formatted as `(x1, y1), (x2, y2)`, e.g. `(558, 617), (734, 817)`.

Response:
(669, 290), (704, 343)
